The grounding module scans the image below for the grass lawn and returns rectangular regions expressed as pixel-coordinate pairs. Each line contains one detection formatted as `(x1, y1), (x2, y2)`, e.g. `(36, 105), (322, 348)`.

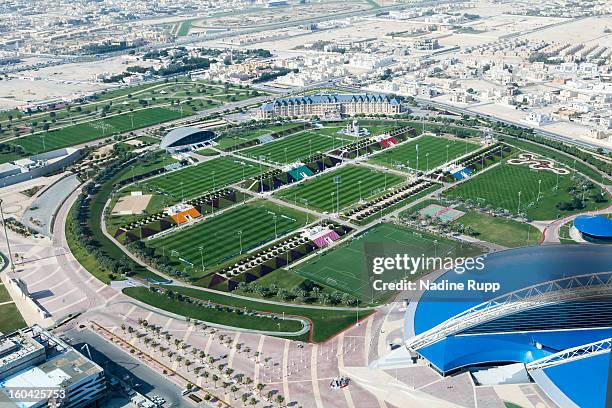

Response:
(453, 211), (541, 247)
(9, 107), (185, 155)
(145, 156), (265, 200)
(277, 165), (405, 213)
(66, 201), (120, 284)
(295, 223), (483, 303)
(369, 135), (479, 172)
(241, 131), (343, 164)
(124, 285), (371, 342)
(0, 284), (12, 303)
(217, 124), (304, 150)
(444, 163), (609, 220)
(0, 303), (26, 334)
(500, 137), (604, 182)
(117, 151), (178, 183)
(147, 201), (308, 276)
(176, 19), (194, 36)
(124, 287), (303, 332)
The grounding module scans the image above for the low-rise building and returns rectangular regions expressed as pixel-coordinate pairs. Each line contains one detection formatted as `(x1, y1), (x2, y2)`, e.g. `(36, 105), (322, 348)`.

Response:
(0, 325), (106, 408)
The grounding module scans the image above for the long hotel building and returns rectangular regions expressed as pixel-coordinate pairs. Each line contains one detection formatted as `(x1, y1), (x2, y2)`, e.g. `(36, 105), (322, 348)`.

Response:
(258, 93), (402, 119)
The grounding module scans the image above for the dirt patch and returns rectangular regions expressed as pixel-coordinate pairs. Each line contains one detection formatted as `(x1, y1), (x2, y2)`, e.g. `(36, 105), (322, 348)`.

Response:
(112, 193), (152, 215)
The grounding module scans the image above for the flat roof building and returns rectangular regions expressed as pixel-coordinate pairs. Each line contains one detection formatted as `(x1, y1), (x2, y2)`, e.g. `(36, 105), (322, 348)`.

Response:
(0, 325), (106, 408)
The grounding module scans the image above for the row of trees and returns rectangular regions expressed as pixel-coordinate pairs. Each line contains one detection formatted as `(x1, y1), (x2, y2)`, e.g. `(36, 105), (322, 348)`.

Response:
(236, 280), (360, 306)
(119, 317), (291, 407)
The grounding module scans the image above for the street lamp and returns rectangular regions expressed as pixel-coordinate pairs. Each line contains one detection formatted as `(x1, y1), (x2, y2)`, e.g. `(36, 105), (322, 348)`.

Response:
(199, 246), (205, 271)
(238, 231), (243, 254)
(537, 179), (542, 202)
(517, 191), (522, 214)
(0, 199), (14, 273)
(273, 215), (278, 238)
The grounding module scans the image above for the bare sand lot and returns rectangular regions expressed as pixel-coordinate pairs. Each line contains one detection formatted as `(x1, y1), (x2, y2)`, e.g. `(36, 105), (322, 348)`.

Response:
(521, 15), (612, 46)
(112, 193), (152, 215)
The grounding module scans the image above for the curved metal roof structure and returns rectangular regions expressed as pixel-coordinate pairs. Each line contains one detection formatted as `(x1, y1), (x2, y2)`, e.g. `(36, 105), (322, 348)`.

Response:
(160, 127), (215, 149)
(406, 245), (612, 408)
(574, 215), (612, 239)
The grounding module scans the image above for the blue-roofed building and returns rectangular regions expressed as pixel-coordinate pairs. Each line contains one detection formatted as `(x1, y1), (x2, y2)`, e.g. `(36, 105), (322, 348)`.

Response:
(404, 245), (612, 408)
(257, 94), (402, 119)
(574, 215), (612, 243)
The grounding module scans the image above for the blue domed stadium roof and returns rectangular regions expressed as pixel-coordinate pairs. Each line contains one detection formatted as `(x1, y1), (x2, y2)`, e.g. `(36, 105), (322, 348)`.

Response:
(407, 245), (612, 408)
(574, 215), (612, 239)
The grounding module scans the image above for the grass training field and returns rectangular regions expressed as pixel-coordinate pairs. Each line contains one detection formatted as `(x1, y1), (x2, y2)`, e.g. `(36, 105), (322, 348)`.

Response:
(277, 165), (405, 213)
(9, 107), (184, 155)
(444, 162), (608, 220)
(452, 211), (541, 248)
(216, 124), (304, 150)
(145, 156), (265, 200)
(369, 135), (479, 172)
(295, 223), (482, 303)
(148, 201), (308, 276)
(240, 130), (350, 164)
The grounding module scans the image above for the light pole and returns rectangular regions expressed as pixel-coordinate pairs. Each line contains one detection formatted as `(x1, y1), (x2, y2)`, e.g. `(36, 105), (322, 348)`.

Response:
(334, 176), (341, 214)
(426, 153), (430, 173)
(284, 148), (288, 163)
(330, 192), (335, 214)
(517, 191), (522, 215)
(238, 231), (243, 254)
(358, 180), (362, 202)
(537, 179), (542, 202)
(180, 181), (184, 202)
(446, 144), (450, 163)
(273, 215), (277, 238)
(0, 199), (14, 273)
(199, 246), (205, 271)
(309, 140), (312, 157)
(212, 171), (216, 191)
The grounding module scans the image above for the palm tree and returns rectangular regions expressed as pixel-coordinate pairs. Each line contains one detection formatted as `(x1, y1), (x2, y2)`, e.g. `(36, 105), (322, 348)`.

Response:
(276, 395), (285, 407)
(241, 394), (248, 405)
(256, 383), (265, 396)
(230, 385), (239, 399)
(212, 374), (219, 388)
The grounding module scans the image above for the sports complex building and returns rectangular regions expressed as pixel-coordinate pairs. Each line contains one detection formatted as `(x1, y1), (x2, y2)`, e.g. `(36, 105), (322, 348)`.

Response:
(404, 245), (612, 408)
(257, 93), (402, 119)
(160, 126), (216, 152)
(573, 215), (612, 243)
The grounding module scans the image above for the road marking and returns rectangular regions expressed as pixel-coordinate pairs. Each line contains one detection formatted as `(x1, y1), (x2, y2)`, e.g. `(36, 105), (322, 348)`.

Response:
(282, 339), (291, 403)
(228, 332), (241, 369)
(337, 333), (356, 408)
(364, 315), (373, 366)
(0, 300), (15, 306)
(253, 335), (265, 384)
(310, 344), (324, 408)
(39, 286), (80, 305)
(51, 296), (87, 315)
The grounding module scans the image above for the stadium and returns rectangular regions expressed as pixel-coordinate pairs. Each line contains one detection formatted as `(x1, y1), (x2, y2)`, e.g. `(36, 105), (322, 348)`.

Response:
(404, 245), (612, 408)
(160, 126), (216, 151)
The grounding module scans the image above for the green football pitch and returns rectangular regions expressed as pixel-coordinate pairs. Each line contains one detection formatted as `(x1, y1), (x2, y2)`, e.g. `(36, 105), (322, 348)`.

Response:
(144, 156), (266, 201)
(295, 223), (482, 303)
(240, 130), (353, 164)
(276, 165), (405, 213)
(444, 162), (608, 220)
(369, 135), (480, 172)
(9, 107), (185, 155)
(147, 201), (308, 276)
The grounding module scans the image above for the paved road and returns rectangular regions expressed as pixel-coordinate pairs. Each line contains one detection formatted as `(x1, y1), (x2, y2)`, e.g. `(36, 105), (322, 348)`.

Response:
(65, 327), (197, 408)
